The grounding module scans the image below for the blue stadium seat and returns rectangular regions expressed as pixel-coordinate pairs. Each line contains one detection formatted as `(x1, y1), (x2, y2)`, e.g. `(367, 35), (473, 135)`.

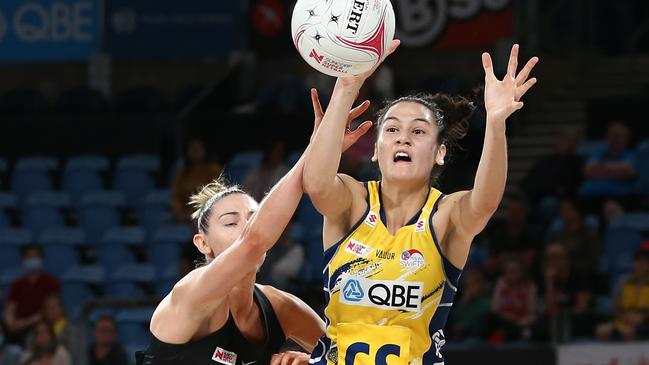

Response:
(635, 141), (649, 193)
(224, 150), (263, 184)
(301, 227), (323, 283)
(286, 150), (303, 167)
(148, 225), (193, 272)
(62, 265), (106, 318)
(0, 267), (24, 304)
(39, 227), (85, 276)
(97, 227), (145, 270)
(108, 264), (156, 298)
(0, 192), (17, 228)
(576, 140), (606, 157)
(23, 191), (71, 235)
(156, 264), (178, 297)
(11, 156), (58, 201)
(0, 228), (33, 270)
(297, 196), (323, 230)
(115, 307), (155, 349)
(63, 155), (109, 202)
(114, 155), (160, 206)
(139, 189), (172, 233)
(602, 226), (645, 274)
(78, 191), (126, 240)
(609, 212), (649, 232)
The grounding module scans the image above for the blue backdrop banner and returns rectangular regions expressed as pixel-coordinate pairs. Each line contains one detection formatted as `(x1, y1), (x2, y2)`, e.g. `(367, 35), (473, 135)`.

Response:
(105, 0), (243, 60)
(0, 0), (99, 62)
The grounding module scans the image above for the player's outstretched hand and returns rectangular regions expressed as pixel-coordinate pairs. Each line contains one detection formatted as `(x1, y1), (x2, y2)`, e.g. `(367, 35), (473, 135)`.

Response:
(339, 39), (400, 89)
(482, 44), (539, 122)
(310, 88), (373, 152)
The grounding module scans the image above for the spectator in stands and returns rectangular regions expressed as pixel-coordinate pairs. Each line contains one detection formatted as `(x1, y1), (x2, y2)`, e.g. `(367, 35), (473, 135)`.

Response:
(448, 269), (491, 341)
(595, 248), (649, 341)
(3, 246), (60, 346)
(484, 194), (542, 271)
(0, 322), (23, 365)
(548, 199), (601, 277)
(19, 321), (71, 365)
(87, 316), (129, 365)
(579, 121), (636, 199)
(172, 139), (223, 223)
(536, 243), (595, 341)
(520, 128), (583, 203)
(41, 296), (72, 351)
(486, 260), (538, 342)
(243, 140), (289, 201)
(258, 222), (305, 290)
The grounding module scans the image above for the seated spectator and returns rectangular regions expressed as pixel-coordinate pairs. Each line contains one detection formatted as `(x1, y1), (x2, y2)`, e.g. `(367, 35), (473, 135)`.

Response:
(243, 140), (289, 201)
(0, 322), (23, 365)
(448, 269), (491, 341)
(3, 246), (60, 346)
(88, 316), (129, 365)
(548, 199), (601, 278)
(536, 243), (596, 341)
(521, 128), (583, 203)
(41, 296), (72, 351)
(486, 260), (538, 342)
(19, 321), (71, 365)
(484, 194), (542, 272)
(172, 139), (223, 223)
(579, 121), (636, 198)
(595, 248), (649, 341)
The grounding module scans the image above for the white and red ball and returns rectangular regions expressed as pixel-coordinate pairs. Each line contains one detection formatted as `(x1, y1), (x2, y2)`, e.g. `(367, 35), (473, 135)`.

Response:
(291, 0), (395, 77)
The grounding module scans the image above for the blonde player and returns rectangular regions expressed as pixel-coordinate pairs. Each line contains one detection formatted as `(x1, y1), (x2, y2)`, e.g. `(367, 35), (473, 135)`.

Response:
(303, 42), (538, 365)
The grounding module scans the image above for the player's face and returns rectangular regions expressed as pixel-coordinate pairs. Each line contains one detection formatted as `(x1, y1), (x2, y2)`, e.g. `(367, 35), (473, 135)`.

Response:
(205, 193), (259, 257)
(375, 101), (445, 184)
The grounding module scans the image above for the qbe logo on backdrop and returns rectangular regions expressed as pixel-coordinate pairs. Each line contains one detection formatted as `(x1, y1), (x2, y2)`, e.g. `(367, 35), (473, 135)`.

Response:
(0, 0), (98, 62)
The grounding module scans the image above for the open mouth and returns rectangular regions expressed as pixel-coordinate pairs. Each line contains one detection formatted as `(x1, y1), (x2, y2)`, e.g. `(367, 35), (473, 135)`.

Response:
(393, 152), (412, 163)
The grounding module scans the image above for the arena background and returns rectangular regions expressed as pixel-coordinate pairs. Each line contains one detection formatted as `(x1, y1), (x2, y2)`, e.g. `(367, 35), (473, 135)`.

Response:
(1, 0), (648, 364)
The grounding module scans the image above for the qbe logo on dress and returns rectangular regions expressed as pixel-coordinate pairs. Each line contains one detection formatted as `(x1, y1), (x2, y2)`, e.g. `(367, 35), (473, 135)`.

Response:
(339, 274), (422, 312)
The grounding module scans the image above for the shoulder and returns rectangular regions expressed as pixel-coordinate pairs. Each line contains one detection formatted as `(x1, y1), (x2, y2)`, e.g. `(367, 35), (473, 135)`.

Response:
(338, 174), (366, 193)
(436, 190), (468, 212)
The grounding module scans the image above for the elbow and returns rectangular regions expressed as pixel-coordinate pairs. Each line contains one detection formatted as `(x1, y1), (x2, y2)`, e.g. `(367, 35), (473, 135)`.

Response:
(302, 171), (331, 198)
(473, 201), (499, 217)
(239, 224), (267, 257)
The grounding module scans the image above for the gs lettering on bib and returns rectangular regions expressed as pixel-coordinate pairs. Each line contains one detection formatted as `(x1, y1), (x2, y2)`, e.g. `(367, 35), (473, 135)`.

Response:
(337, 323), (410, 365)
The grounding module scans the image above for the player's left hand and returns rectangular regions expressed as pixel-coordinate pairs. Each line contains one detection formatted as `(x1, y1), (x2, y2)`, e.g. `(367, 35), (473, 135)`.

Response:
(482, 44), (539, 122)
(271, 351), (310, 365)
(310, 88), (373, 152)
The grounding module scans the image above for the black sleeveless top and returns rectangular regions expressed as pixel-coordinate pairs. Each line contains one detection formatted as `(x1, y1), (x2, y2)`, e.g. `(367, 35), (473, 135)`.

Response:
(138, 286), (286, 365)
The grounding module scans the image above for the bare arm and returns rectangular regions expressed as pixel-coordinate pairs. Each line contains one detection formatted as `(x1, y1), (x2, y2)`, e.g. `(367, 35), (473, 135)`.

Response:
(302, 81), (366, 218)
(270, 288), (325, 351)
(303, 42), (399, 218)
(450, 46), (538, 251)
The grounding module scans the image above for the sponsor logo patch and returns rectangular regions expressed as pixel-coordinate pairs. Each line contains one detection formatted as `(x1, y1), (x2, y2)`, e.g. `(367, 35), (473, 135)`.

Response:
(375, 249), (395, 260)
(212, 347), (237, 365)
(400, 249), (425, 269)
(414, 218), (426, 233)
(339, 274), (423, 312)
(345, 239), (373, 257)
(364, 211), (378, 228)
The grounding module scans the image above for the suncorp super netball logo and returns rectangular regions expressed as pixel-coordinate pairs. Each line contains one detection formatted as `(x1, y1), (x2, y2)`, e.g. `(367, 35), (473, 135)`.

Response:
(393, 0), (509, 46)
(0, 10), (7, 42)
